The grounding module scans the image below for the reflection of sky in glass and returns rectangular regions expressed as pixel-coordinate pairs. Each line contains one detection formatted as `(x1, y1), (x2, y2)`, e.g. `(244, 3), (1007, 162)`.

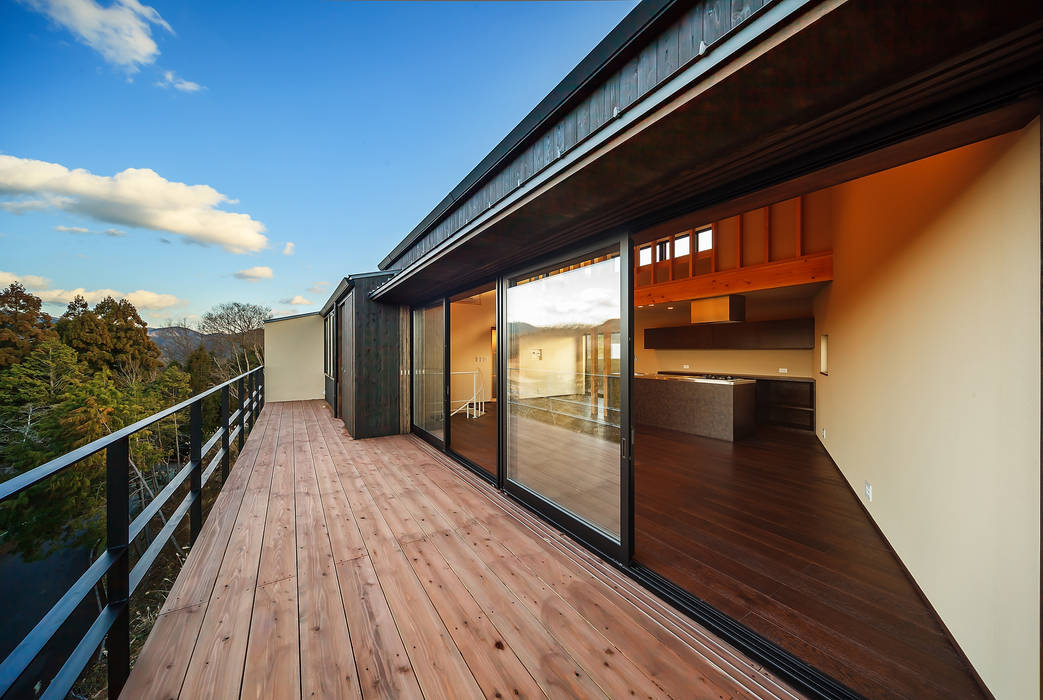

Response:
(509, 257), (620, 328)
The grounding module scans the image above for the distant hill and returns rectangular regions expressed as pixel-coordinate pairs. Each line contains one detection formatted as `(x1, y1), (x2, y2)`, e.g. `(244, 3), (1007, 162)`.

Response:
(148, 327), (230, 365)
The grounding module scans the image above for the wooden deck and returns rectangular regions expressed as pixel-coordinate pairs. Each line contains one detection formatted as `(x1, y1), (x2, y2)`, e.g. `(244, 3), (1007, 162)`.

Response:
(123, 400), (801, 699)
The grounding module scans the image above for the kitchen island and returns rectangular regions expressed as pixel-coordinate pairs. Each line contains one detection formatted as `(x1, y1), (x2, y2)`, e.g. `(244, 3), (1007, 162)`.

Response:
(633, 374), (756, 441)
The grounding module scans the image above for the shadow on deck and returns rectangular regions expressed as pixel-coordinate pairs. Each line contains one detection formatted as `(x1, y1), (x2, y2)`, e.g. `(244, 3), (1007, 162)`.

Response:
(123, 399), (800, 699)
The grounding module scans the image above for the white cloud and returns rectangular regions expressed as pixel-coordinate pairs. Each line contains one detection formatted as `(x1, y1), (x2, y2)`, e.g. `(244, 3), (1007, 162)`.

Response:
(155, 70), (203, 92)
(0, 270), (182, 310)
(1, 197), (59, 213)
(23, 0), (173, 71)
(0, 271), (51, 288)
(307, 280), (329, 295)
(53, 224), (125, 237)
(279, 295), (312, 306)
(234, 266), (273, 281)
(0, 155), (268, 253)
(282, 241), (294, 256)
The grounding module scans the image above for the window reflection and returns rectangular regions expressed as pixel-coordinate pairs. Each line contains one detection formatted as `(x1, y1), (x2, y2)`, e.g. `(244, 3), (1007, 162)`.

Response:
(449, 285), (497, 475)
(506, 251), (621, 539)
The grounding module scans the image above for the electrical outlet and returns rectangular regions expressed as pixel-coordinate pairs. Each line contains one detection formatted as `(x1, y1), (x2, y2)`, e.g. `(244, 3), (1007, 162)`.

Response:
(682, 364), (690, 369)
(864, 481), (873, 503)
(778, 367), (789, 374)
(821, 427), (826, 440)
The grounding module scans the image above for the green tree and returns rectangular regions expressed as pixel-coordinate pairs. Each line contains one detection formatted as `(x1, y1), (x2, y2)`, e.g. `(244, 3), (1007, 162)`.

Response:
(0, 369), (121, 560)
(95, 297), (162, 382)
(0, 282), (53, 369)
(185, 345), (217, 395)
(56, 295), (113, 373)
(0, 338), (85, 469)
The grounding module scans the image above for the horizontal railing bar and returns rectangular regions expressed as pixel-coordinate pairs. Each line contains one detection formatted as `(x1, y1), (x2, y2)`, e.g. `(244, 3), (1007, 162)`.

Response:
(130, 492), (194, 594)
(0, 367), (263, 503)
(228, 425), (242, 446)
(229, 407), (242, 425)
(0, 549), (118, 695)
(41, 602), (124, 700)
(201, 448), (226, 487)
(200, 428), (223, 460)
(128, 460), (196, 544)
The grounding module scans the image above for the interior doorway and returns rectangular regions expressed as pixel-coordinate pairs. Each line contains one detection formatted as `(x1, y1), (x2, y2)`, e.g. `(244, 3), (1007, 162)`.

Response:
(448, 284), (498, 478)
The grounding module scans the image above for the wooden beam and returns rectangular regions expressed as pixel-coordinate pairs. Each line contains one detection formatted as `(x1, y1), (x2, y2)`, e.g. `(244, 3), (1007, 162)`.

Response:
(736, 215), (743, 269)
(795, 195), (803, 257)
(710, 223), (718, 273)
(633, 252), (833, 306)
(763, 206), (771, 264)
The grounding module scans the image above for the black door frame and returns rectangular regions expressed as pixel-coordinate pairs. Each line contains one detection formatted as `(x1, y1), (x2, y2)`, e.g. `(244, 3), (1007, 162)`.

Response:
(497, 232), (633, 565)
(409, 299), (447, 450)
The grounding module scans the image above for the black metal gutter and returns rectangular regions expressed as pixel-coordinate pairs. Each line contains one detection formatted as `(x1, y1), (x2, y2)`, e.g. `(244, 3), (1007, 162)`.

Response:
(262, 311), (321, 324)
(378, 0), (682, 271)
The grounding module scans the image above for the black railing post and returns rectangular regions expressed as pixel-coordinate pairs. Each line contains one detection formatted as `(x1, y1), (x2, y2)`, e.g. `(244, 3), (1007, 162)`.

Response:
(258, 368), (264, 411)
(106, 437), (130, 699)
(189, 401), (202, 544)
(220, 385), (230, 482)
(237, 376), (245, 453)
(248, 371), (256, 432)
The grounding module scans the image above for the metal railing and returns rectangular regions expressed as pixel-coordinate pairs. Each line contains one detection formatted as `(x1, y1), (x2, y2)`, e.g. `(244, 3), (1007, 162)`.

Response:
(0, 366), (265, 700)
(450, 369), (487, 418)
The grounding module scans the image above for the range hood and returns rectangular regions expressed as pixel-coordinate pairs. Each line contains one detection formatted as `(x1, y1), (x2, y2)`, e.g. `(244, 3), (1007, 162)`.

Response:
(690, 295), (745, 324)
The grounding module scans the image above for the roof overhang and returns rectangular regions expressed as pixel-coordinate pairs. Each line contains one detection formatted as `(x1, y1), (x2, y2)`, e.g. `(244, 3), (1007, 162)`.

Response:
(371, 0), (1041, 304)
(378, 0), (684, 271)
(320, 271), (396, 315)
(263, 311), (321, 324)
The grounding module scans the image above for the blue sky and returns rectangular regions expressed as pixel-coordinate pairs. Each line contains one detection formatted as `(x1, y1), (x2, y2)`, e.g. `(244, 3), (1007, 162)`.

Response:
(0, 0), (637, 325)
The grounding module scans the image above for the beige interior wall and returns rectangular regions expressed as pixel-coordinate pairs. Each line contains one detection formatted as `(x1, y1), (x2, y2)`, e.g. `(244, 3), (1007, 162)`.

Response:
(263, 314), (324, 403)
(813, 121), (1040, 699)
(449, 290), (496, 406)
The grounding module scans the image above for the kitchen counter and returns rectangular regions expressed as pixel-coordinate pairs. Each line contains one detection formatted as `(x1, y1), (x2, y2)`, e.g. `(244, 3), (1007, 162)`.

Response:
(657, 371), (815, 383)
(634, 376), (756, 441)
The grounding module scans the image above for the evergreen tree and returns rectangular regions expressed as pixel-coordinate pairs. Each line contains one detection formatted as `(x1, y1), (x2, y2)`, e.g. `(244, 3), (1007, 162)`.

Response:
(0, 338), (85, 469)
(0, 283), (53, 369)
(56, 295), (113, 373)
(0, 369), (120, 560)
(185, 345), (217, 395)
(95, 297), (162, 381)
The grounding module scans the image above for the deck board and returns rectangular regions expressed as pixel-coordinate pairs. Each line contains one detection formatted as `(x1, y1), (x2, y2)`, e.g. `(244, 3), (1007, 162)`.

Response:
(125, 399), (801, 700)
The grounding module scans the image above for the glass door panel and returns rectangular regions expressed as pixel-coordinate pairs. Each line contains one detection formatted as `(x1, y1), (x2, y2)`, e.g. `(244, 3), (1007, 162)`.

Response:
(505, 249), (622, 540)
(412, 302), (444, 440)
(448, 284), (497, 476)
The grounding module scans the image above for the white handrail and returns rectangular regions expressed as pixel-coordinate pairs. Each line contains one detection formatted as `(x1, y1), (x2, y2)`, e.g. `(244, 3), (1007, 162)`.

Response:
(449, 369), (485, 418)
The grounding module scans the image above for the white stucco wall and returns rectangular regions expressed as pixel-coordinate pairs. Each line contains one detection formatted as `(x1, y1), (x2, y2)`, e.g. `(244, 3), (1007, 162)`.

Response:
(263, 313), (324, 403)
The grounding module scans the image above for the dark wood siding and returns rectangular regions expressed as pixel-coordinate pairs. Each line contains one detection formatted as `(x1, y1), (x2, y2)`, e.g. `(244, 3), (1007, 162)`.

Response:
(337, 276), (404, 439)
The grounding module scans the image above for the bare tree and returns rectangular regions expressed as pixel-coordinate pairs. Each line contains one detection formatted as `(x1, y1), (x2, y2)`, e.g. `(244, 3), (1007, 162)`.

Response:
(198, 302), (270, 375)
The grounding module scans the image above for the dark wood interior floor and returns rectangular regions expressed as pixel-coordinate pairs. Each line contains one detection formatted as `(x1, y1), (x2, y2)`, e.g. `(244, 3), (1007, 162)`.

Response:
(449, 404), (497, 477)
(634, 424), (985, 699)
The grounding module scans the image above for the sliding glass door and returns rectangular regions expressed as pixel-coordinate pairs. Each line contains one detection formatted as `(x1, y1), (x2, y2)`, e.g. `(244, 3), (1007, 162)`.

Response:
(503, 243), (629, 556)
(412, 302), (445, 441)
